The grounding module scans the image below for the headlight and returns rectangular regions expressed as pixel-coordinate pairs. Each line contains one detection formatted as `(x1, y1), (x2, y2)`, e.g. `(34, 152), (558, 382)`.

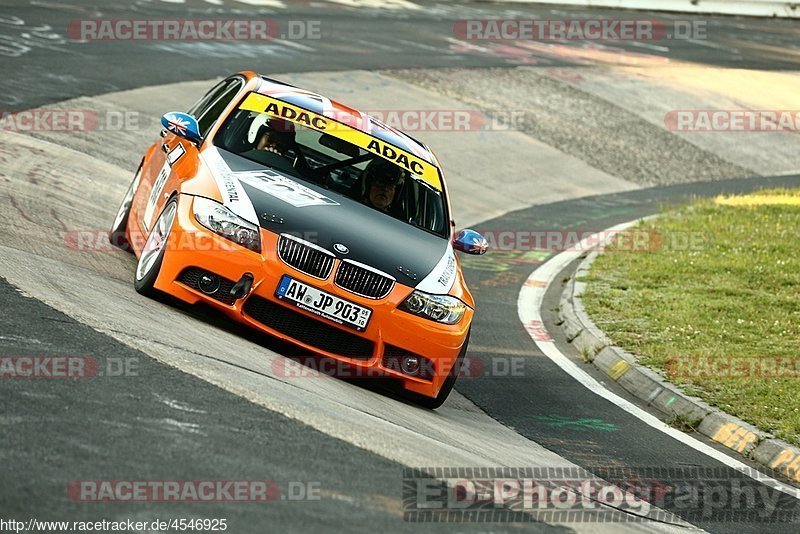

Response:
(399, 290), (468, 325)
(193, 197), (261, 253)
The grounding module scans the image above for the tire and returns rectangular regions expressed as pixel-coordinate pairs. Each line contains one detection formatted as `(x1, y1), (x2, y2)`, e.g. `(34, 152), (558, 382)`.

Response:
(134, 197), (178, 298)
(403, 329), (470, 410)
(108, 164), (143, 253)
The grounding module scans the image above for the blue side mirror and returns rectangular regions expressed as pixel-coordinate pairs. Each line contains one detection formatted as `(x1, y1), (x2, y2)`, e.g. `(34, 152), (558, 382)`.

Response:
(453, 229), (488, 255)
(161, 112), (203, 144)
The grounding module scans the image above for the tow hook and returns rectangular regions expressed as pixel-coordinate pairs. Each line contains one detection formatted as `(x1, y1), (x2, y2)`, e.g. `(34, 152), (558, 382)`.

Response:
(230, 273), (254, 300)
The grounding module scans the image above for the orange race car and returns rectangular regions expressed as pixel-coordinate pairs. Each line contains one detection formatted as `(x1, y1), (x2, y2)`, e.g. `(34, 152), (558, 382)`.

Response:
(109, 71), (488, 408)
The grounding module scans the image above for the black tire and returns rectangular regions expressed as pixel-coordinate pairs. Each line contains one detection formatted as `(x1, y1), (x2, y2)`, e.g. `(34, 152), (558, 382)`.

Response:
(134, 197), (178, 298)
(403, 329), (470, 410)
(108, 164), (142, 253)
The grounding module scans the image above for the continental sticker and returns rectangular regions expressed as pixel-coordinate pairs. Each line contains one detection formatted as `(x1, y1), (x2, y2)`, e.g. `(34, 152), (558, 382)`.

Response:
(239, 93), (442, 190)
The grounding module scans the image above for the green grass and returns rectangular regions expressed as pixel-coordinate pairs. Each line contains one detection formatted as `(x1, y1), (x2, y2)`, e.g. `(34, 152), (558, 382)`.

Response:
(582, 189), (800, 445)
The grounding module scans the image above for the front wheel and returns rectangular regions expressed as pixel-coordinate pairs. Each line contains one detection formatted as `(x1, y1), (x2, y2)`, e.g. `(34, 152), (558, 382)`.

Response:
(134, 197), (178, 298)
(403, 329), (470, 410)
(108, 165), (142, 253)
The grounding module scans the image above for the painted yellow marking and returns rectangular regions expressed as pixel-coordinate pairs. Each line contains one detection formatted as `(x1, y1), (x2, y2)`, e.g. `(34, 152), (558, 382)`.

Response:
(711, 422), (757, 453)
(714, 194), (800, 206)
(769, 449), (800, 482)
(608, 359), (630, 381)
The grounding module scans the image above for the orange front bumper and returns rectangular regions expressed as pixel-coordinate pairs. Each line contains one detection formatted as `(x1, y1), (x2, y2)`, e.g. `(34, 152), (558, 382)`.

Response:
(147, 194), (472, 398)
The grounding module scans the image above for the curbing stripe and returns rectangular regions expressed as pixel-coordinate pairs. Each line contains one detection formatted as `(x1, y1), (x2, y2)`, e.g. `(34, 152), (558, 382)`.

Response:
(607, 359), (631, 381)
(558, 222), (800, 485)
(760, 443), (800, 483)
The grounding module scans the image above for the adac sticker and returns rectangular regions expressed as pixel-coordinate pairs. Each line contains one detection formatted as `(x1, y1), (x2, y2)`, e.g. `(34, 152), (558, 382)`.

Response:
(239, 93), (443, 191)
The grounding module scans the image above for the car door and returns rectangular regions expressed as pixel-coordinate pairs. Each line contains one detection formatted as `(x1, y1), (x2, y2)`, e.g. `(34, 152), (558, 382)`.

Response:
(134, 76), (244, 233)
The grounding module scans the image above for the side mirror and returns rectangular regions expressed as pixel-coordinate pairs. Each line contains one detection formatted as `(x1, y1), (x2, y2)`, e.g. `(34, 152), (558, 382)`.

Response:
(453, 229), (488, 255)
(161, 112), (203, 144)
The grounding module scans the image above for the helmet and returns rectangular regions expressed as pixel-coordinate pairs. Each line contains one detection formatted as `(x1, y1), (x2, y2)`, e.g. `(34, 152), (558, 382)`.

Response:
(254, 116), (295, 153)
(361, 158), (406, 198)
(266, 117), (295, 134)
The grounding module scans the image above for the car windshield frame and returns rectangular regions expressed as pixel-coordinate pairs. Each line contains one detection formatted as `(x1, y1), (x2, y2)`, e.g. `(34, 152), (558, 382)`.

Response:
(211, 91), (451, 239)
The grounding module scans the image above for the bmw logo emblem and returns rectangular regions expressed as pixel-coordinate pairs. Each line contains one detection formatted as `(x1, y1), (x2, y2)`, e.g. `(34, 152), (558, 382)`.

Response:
(333, 243), (349, 255)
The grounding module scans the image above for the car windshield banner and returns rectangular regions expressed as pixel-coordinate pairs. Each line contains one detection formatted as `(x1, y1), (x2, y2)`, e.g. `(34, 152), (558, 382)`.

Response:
(239, 92), (443, 191)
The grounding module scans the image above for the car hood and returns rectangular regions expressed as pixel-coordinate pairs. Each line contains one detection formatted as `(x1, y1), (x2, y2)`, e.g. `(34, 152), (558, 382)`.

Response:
(200, 147), (457, 292)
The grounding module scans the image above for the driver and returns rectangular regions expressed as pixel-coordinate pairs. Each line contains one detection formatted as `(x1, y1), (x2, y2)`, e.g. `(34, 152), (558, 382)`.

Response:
(255, 117), (295, 156)
(361, 159), (406, 212)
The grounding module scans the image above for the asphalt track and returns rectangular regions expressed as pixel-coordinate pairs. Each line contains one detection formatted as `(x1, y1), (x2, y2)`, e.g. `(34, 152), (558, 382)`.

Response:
(1, 1), (800, 533)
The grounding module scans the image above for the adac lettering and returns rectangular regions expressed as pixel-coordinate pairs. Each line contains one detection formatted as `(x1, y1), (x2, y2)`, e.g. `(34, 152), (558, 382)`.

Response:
(366, 139), (424, 175)
(263, 102), (328, 130)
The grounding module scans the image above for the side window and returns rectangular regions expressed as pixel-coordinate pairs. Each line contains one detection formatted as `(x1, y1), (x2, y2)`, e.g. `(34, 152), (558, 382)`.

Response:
(196, 80), (243, 138)
(187, 79), (229, 117)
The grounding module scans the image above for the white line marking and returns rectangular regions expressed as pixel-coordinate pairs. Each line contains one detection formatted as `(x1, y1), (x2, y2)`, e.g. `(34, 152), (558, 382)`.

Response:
(628, 41), (669, 53)
(517, 220), (800, 499)
(235, 0), (286, 6)
(686, 38), (737, 53)
(351, 38), (398, 51)
(325, 0), (421, 9)
(279, 39), (316, 52)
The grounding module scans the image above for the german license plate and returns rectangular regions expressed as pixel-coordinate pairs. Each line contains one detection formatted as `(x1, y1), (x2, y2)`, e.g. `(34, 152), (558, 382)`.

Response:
(275, 275), (371, 332)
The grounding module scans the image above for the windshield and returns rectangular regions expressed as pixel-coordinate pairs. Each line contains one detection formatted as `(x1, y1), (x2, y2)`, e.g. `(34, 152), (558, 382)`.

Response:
(213, 94), (449, 238)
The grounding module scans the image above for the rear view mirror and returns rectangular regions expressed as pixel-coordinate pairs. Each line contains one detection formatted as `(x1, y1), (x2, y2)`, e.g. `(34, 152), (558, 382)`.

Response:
(320, 133), (359, 158)
(161, 112), (203, 144)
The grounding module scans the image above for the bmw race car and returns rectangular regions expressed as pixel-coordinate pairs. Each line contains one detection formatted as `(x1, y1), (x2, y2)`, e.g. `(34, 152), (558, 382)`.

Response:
(110, 71), (488, 408)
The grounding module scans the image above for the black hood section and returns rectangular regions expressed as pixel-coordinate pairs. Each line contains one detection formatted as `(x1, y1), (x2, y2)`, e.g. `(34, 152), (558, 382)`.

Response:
(218, 150), (448, 286)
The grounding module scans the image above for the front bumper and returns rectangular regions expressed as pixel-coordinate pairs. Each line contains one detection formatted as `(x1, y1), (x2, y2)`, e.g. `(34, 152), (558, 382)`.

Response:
(151, 194), (472, 398)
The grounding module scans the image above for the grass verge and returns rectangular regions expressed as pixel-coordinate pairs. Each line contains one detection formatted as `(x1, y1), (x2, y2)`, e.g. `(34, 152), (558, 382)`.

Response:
(581, 189), (800, 445)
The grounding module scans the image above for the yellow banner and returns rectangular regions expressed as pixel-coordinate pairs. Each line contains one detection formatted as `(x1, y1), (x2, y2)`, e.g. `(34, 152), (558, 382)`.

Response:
(240, 93), (442, 190)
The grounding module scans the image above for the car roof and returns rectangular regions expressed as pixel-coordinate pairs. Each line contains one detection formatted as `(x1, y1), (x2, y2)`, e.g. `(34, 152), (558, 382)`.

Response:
(256, 76), (440, 168)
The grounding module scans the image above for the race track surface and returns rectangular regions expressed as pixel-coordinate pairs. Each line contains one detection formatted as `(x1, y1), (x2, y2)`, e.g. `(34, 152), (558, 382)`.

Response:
(2, 1), (800, 532)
